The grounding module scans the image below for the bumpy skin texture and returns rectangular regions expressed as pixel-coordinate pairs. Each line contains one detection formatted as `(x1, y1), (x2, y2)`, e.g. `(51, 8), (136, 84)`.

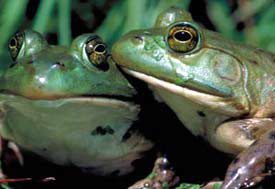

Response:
(112, 7), (275, 189)
(0, 30), (153, 176)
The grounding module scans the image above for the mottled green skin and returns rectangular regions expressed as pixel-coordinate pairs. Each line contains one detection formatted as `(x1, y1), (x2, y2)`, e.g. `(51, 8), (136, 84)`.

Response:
(0, 30), (153, 176)
(112, 7), (275, 189)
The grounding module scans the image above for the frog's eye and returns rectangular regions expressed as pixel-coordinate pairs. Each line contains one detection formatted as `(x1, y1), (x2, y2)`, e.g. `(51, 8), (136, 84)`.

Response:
(167, 23), (199, 53)
(8, 31), (24, 61)
(8, 30), (47, 62)
(85, 36), (109, 71)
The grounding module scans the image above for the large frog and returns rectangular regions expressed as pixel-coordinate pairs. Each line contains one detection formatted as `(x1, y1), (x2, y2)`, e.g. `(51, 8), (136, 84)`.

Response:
(0, 30), (153, 177)
(112, 7), (275, 189)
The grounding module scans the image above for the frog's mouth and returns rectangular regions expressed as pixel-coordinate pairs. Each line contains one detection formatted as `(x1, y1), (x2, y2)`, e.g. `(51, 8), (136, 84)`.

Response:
(121, 68), (248, 116)
(73, 94), (141, 109)
(60, 96), (140, 110)
(79, 94), (137, 103)
(122, 68), (225, 99)
(0, 90), (139, 109)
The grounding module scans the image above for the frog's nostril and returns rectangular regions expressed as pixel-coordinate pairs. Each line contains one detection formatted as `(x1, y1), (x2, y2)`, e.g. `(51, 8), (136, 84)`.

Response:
(133, 35), (144, 42)
(131, 35), (144, 45)
(52, 62), (65, 69)
(143, 31), (150, 35)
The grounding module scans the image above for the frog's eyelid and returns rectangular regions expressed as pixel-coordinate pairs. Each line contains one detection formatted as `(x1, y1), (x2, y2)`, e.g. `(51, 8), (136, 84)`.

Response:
(86, 35), (101, 42)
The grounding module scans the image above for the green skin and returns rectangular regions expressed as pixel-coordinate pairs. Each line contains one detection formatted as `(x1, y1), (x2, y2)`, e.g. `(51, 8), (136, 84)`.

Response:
(0, 30), (153, 176)
(112, 7), (275, 189)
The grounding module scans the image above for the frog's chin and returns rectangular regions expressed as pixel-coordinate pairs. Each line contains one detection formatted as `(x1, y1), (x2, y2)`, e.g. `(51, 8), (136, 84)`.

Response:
(122, 68), (244, 115)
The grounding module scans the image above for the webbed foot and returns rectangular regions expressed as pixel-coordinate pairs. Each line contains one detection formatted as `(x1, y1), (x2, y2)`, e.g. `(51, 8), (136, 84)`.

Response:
(221, 129), (275, 189)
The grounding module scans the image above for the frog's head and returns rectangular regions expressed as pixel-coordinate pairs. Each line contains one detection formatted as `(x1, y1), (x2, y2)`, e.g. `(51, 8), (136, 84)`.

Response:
(1, 30), (136, 100)
(112, 7), (249, 116)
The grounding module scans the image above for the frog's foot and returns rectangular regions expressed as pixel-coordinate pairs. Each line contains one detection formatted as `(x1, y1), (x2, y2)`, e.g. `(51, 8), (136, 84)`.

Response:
(128, 157), (179, 189)
(221, 128), (275, 189)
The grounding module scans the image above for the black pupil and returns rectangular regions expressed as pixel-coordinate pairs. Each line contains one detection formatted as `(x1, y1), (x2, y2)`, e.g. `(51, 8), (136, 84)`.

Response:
(10, 38), (17, 47)
(174, 31), (192, 41)
(95, 44), (106, 53)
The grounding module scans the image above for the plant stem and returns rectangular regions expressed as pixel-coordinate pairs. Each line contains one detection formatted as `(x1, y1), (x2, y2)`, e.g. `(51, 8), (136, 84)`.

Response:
(32, 0), (56, 34)
(0, 0), (28, 54)
(58, 0), (72, 46)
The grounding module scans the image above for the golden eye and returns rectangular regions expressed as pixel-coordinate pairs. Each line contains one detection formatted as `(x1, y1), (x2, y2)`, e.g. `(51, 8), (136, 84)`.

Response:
(167, 23), (198, 53)
(85, 36), (109, 71)
(8, 31), (24, 60)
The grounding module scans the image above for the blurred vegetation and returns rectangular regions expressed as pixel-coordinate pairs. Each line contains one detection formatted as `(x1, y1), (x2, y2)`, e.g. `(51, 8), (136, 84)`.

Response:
(0, 0), (275, 56)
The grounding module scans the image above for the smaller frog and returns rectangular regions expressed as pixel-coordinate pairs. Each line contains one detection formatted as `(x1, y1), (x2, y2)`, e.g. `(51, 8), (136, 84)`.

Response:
(112, 7), (275, 189)
(0, 30), (153, 177)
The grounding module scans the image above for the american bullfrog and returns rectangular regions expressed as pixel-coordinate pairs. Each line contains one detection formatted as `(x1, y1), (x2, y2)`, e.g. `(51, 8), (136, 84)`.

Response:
(0, 30), (153, 177)
(112, 7), (275, 189)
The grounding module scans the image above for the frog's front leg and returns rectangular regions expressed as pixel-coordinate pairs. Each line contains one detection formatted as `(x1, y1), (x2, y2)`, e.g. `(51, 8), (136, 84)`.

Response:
(210, 118), (274, 155)
(209, 118), (275, 189)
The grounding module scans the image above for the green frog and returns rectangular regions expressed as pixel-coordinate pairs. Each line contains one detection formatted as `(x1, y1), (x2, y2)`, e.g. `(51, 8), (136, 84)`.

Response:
(0, 30), (153, 177)
(112, 7), (275, 189)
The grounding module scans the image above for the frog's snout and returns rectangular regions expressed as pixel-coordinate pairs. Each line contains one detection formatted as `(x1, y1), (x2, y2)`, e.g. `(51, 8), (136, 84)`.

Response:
(127, 33), (145, 46)
(112, 30), (154, 69)
(122, 30), (153, 46)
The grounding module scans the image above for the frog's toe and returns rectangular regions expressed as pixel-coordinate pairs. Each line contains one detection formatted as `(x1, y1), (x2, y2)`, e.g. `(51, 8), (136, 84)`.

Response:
(221, 129), (275, 189)
(128, 157), (179, 189)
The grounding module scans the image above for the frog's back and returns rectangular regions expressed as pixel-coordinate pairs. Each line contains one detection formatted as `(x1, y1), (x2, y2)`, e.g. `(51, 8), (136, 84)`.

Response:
(248, 49), (274, 117)
(240, 47), (275, 118)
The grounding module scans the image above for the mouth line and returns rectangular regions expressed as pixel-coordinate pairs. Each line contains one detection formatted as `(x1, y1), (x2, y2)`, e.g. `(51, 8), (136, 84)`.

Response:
(121, 67), (228, 100)
(119, 67), (249, 116)
(78, 94), (138, 103)
(0, 89), (138, 104)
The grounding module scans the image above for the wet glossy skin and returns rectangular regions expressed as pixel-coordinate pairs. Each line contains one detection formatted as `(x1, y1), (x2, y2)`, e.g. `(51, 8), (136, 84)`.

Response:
(112, 7), (275, 189)
(0, 30), (153, 176)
